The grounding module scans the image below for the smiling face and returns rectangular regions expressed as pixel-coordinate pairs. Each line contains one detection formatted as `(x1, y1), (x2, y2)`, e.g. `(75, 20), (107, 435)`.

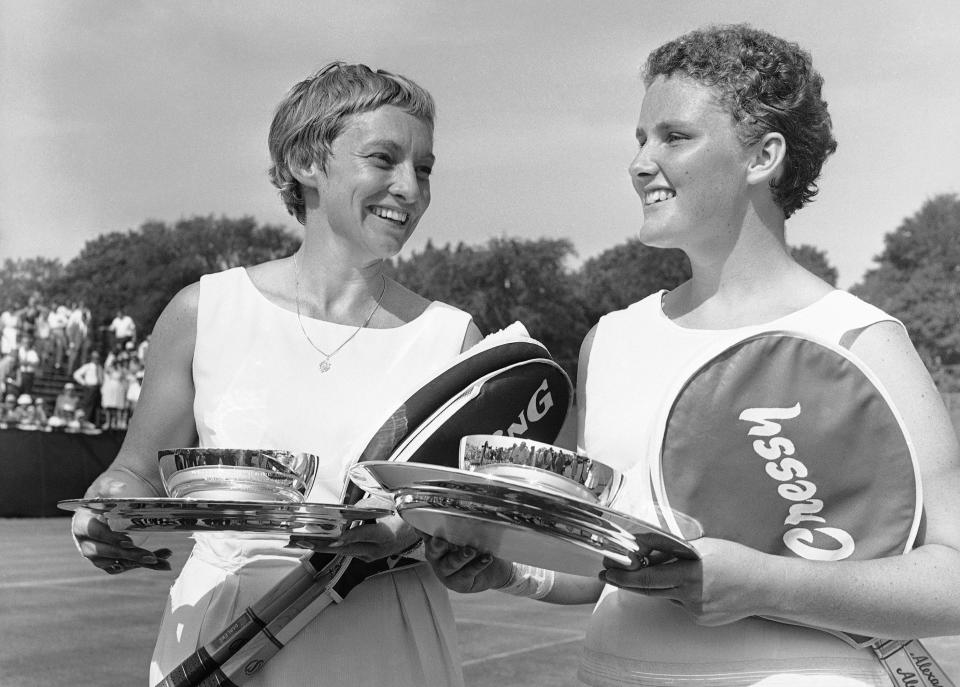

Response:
(311, 105), (434, 262)
(630, 75), (754, 253)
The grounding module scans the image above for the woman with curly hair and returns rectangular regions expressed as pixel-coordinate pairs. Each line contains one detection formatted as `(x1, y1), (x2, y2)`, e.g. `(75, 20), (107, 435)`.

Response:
(426, 24), (960, 685)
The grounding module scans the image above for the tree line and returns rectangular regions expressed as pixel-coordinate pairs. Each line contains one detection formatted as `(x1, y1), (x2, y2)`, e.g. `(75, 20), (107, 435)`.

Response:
(2, 194), (957, 388)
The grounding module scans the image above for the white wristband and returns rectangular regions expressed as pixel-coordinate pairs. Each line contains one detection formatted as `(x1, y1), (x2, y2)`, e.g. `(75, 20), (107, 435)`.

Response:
(496, 562), (555, 600)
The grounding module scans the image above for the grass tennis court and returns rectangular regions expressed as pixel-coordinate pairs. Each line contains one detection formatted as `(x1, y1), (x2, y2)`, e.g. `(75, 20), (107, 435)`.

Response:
(1, 518), (957, 686)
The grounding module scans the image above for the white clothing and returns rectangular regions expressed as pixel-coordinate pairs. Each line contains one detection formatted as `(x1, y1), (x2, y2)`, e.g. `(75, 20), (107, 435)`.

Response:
(126, 372), (142, 405)
(100, 366), (127, 409)
(17, 347), (40, 373)
(73, 361), (103, 387)
(580, 290), (900, 687)
(67, 308), (89, 338)
(35, 313), (51, 339)
(137, 340), (149, 365)
(48, 309), (67, 331)
(0, 311), (18, 355)
(109, 314), (136, 339)
(150, 267), (471, 687)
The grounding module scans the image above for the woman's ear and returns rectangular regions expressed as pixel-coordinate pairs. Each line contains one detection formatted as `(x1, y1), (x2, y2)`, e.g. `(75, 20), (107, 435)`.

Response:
(290, 161), (322, 188)
(746, 132), (786, 186)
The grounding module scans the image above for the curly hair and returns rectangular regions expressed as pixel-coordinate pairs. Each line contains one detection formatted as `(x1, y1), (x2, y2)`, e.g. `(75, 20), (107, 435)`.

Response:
(267, 62), (436, 225)
(644, 24), (837, 218)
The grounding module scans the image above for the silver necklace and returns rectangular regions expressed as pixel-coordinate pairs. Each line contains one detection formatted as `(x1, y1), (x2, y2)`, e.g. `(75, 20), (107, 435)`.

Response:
(293, 252), (386, 373)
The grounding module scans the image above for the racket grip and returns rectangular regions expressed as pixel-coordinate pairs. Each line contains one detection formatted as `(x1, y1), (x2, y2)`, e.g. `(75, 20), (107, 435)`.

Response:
(155, 609), (265, 687)
(194, 668), (240, 687)
(153, 647), (218, 687)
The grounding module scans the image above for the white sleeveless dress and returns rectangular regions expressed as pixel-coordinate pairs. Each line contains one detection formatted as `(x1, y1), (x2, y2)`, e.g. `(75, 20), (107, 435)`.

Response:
(580, 290), (901, 687)
(149, 267), (471, 687)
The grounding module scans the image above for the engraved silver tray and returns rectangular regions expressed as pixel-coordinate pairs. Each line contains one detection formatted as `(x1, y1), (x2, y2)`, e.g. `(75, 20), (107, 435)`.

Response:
(58, 498), (391, 539)
(394, 483), (699, 576)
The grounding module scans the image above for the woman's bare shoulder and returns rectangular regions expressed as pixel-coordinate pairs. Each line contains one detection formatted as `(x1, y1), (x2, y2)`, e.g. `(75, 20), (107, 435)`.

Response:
(156, 282), (201, 332)
(383, 278), (436, 324)
(243, 258), (295, 304)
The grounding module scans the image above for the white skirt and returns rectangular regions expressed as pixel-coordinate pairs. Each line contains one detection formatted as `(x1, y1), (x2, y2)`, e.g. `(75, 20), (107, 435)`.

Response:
(150, 538), (464, 687)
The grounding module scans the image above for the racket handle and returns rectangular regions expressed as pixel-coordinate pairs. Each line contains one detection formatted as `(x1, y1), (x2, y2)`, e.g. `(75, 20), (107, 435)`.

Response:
(153, 647), (218, 687)
(194, 667), (240, 687)
(155, 608), (265, 687)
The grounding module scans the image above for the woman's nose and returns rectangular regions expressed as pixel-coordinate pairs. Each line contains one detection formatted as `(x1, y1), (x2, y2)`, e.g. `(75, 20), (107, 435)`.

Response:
(389, 163), (423, 202)
(628, 145), (658, 180)
(629, 149), (657, 195)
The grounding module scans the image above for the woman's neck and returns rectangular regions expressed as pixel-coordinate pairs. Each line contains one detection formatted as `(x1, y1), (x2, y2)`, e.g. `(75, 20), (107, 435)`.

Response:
(665, 219), (832, 329)
(292, 244), (386, 322)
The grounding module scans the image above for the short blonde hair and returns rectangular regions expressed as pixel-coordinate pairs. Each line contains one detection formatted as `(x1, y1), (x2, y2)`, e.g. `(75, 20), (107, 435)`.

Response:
(268, 62), (436, 224)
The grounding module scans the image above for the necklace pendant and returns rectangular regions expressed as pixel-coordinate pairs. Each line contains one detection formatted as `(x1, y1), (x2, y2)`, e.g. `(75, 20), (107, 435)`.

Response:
(318, 359), (332, 374)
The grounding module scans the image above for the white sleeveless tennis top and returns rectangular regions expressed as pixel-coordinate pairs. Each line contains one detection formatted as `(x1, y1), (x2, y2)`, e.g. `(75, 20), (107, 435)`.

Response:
(193, 267), (472, 502)
(189, 266), (472, 562)
(150, 267), (471, 687)
(580, 290), (901, 687)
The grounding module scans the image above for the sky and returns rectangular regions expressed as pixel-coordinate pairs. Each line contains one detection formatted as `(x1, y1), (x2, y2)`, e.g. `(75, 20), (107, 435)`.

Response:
(1, 0), (958, 289)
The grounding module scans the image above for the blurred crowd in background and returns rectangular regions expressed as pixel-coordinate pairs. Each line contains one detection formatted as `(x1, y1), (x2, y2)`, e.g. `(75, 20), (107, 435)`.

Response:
(0, 295), (148, 434)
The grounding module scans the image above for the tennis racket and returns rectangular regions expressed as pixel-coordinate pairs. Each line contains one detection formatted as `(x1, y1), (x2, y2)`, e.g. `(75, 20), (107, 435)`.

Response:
(646, 330), (953, 683)
(158, 331), (573, 686)
(650, 331), (921, 565)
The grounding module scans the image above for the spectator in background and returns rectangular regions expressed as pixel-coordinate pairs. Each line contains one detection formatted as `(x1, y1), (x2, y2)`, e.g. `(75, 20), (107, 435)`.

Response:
(73, 350), (104, 426)
(1, 308), (20, 357)
(48, 303), (69, 370)
(0, 393), (18, 425)
(33, 305), (52, 368)
(66, 303), (91, 374)
(105, 341), (135, 370)
(16, 335), (40, 396)
(20, 297), (40, 340)
(12, 394), (33, 425)
(66, 408), (99, 434)
(124, 358), (143, 427)
(33, 397), (49, 427)
(100, 353), (128, 430)
(18, 396), (47, 429)
(54, 382), (81, 420)
(108, 309), (137, 350)
(136, 335), (150, 367)
(49, 382), (81, 430)
(0, 352), (18, 398)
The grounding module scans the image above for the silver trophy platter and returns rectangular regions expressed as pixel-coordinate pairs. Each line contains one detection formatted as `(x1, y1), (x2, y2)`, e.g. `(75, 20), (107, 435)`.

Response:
(395, 483), (640, 551)
(58, 498), (391, 539)
(394, 483), (699, 576)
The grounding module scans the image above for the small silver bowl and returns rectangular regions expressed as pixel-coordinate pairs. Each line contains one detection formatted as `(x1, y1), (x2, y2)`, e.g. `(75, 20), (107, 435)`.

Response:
(158, 448), (319, 502)
(459, 434), (622, 506)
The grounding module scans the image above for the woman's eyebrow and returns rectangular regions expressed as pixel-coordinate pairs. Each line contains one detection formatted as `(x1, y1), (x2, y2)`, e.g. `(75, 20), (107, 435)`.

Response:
(636, 118), (699, 143)
(361, 138), (401, 151)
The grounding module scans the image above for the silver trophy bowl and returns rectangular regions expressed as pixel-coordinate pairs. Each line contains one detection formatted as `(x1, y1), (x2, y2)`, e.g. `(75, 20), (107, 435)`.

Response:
(158, 448), (320, 502)
(459, 434), (623, 506)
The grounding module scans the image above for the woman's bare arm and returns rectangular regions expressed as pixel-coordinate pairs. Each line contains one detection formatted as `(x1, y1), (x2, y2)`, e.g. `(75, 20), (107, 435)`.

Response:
(72, 284), (201, 573)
